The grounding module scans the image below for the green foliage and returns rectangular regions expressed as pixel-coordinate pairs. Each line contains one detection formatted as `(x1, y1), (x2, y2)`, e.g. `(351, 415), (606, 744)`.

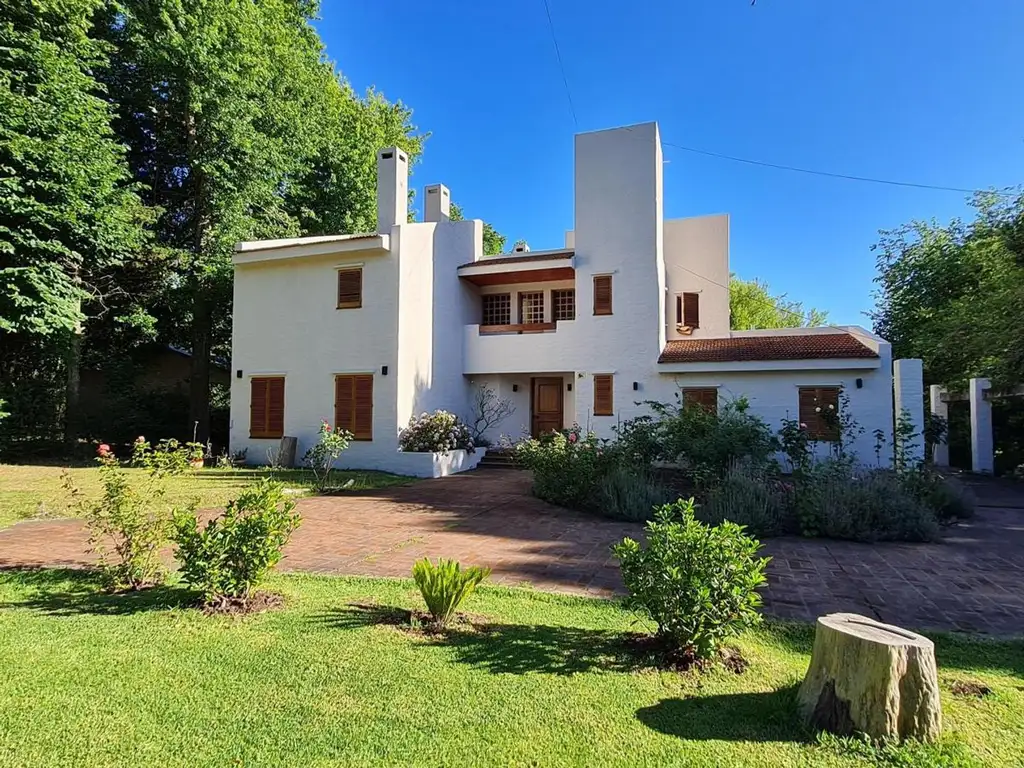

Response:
(729, 276), (828, 330)
(596, 464), (674, 522)
(70, 450), (172, 590)
(700, 462), (792, 537)
(171, 478), (300, 603)
(131, 436), (205, 475)
(899, 467), (975, 525)
(516, 425), (609, 509)
(399, 410), (474, 453)
(411, 557), (490, 626)
(894, 408), (923, 472)
(302, 420), (352, 492)
(614, 499), (769, 661)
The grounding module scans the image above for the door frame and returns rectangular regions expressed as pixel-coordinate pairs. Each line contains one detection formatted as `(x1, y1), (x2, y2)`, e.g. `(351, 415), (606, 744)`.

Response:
(530, 376), (564, 438)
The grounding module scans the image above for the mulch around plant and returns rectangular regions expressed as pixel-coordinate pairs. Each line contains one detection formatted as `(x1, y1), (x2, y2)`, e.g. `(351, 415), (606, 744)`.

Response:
(202, 591), (285, 616)
(950, 680), (993, 698)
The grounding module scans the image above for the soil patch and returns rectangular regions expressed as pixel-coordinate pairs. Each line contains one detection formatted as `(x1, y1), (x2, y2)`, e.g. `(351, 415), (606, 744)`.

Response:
(203, 591), (285, 616)
(951, 680), (992, 698)
(346, 602), (479, 635)
(623, 633), (748, 674)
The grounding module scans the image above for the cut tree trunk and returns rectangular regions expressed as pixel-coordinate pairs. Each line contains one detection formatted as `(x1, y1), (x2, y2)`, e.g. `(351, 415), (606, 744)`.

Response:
(797, 613), (942, 743)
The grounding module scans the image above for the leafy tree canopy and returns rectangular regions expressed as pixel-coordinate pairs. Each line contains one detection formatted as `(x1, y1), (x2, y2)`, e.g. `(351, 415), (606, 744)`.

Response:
(729, 276), (828, 330)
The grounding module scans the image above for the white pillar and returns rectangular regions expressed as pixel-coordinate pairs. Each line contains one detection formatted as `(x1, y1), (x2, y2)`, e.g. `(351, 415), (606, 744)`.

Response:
(969, 377), (994, 473)
(929, 384), (949, 467)
(893, 359), (925, 466)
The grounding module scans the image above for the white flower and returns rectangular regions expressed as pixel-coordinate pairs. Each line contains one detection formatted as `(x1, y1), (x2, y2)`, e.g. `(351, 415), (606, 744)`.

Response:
(828, 404), (835, 410)
(815, 406), (821, 413)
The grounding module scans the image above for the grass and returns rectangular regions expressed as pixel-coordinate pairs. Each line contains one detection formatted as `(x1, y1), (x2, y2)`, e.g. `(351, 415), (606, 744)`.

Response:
(0, 464), (414, 529)
(0, 569), (1021, 767)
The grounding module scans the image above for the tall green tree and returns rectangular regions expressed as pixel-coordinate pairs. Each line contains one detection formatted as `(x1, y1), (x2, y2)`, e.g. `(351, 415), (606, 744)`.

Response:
(729, 276), (828, 330)
(448, 203), (507, 255)
(0, 0), (147, 444)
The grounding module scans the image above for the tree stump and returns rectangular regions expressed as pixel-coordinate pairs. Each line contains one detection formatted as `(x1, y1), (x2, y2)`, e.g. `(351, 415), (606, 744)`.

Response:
(797, 613), (942, 743)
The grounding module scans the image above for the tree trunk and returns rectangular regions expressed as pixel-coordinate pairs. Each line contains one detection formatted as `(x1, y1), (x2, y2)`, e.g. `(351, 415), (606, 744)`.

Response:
(63, 320), (83, 454)
(188, 283), (211, 443)
(798, 613), (942, 743)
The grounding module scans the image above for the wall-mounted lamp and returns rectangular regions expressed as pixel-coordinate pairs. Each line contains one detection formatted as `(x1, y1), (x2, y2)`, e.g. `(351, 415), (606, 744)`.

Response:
(236, 370), (243, 379)
(566, 383), (572, 392)
(633, 381), (640, 391)
(512, 384), (518, 392)
(855, 378), (863, 389)
(381, 365), (388, 376)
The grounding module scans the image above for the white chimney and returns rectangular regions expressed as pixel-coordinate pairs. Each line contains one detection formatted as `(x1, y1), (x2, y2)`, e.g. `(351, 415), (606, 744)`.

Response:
(376, 147), (408, 234)
(513, 241), (530, 253)
(424, 183), (450, 222)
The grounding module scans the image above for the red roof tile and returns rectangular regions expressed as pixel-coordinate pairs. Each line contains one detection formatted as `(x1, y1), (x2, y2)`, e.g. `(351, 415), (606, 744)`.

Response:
(458, 251), (574, 269)
(658, 333), (878, 364)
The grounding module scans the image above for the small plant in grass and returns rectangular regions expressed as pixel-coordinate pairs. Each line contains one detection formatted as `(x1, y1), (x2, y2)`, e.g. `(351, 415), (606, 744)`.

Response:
(303, 420), (352, 492)
(412, 557), (491, 627)
(614, 498), (770, 665)
(131, 436), (204, 475)
(171, 478), (301, 607)
(71, 444), (173, 590)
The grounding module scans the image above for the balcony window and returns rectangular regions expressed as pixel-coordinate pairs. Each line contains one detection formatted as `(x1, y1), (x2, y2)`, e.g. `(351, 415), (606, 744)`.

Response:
(519, 291), (544, 324)
(482, 293), (511, 326)
(552, 289), (575, 321)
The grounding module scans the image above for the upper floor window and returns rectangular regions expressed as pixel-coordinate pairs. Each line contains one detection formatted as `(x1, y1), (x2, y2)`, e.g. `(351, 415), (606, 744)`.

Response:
(799, 386), (840, 441)
(337, 268), (362, 309)
(519, 292), (544, 324)
(552, 289), (575, 321)
(676, 292), (700, 328)
(250, 376), (285, 439)
(482, 293), (511, 326)
(593, 275), (613, 315)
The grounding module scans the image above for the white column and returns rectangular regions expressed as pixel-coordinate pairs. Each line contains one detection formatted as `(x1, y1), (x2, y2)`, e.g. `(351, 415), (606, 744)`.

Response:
(893, 359), (925, 466)
(969, 377), (994, 473)
(929, 384), (949, 467)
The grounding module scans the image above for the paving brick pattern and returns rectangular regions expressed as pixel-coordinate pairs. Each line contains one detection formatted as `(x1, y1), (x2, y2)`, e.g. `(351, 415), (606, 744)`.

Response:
(2, 469), (1023, 635)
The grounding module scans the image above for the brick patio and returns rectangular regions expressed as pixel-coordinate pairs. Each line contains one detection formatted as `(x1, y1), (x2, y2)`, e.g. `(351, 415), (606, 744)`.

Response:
(2, 468), (1023, 635)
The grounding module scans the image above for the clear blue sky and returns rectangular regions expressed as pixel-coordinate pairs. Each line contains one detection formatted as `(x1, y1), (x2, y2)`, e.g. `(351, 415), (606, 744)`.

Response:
(317, 1), (1023, 326)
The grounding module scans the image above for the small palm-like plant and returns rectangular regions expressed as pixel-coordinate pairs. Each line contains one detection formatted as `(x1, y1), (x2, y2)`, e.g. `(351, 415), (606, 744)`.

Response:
(412, 558), (491, 626)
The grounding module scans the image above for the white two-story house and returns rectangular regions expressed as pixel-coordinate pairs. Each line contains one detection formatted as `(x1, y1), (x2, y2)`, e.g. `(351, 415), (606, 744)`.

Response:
(230, 123), (897, 475)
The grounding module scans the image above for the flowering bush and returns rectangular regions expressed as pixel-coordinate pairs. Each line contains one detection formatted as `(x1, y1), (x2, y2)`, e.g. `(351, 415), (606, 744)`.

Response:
(516, 424), (610, 509)
(131, 436), (205, 475)
(399, 410), (474, 453)
(303, 421), (352, 492)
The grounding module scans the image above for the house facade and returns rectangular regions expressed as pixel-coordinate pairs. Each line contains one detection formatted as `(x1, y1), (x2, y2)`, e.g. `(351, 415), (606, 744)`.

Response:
(230, 123), (895, 475)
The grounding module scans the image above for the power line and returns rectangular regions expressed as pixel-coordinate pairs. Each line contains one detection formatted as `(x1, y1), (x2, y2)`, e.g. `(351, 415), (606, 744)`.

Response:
(541, 0), (578, 128)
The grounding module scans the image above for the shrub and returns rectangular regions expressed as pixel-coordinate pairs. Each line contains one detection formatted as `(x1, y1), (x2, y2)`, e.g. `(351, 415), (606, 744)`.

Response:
(131, 436), (204, 475)
(596, 464), (675, 522)
(399, 410), (474, 453)
(72, 446), (172, 590)
(614, 498), (769, 662)
(899, 467), (975, 524)
(700, 461), (792, 537)
(412, 557), (491, 626)
(796, 463), (939, 542)
(516, 424), (609, 508)
(303, 420), (352, 492)
(172, 479), (301, 605)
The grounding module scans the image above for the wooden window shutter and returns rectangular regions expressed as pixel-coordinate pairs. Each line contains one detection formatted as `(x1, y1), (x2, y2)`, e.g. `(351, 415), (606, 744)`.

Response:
(683, 387), (718, 415)
(682, 292), (700, 328)
(337, 268), (362, 309)
(593, 374), (613, 416)
(335, 374), (373, 441)
(593, 275), (613, 315)
(798, 386), (840, 441)
(250, 377), (284, 439)
(675, 294), (682, 325)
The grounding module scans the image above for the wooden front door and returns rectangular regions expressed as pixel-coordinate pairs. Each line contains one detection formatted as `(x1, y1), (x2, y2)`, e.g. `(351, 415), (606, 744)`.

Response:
(531, 377), (564, 438)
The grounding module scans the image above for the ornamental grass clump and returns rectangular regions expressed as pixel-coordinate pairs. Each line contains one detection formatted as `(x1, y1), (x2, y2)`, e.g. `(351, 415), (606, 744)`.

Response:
(412, 557), (491, 627)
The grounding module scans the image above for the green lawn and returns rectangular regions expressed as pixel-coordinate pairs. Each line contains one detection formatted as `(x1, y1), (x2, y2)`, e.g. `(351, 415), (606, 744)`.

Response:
(0, 464), (414, 529)
(0, 570), (1021, 767)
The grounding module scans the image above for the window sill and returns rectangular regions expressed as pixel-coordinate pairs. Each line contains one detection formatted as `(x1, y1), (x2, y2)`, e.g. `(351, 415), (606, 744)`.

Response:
(337, 302), (362, 310)
(479, 323), (557, 335)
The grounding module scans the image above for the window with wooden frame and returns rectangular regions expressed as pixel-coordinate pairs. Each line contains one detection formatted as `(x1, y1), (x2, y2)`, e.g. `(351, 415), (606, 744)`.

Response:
(335, 374), (374, 441)
(798, 386), (840, 441)
(337, 268), (362, 309)
(593, 275), (613, 315)
(249, 376), (285, 439)
(676, 292), (700, 328)
(482, 293), (511, 326)
(552, 288), (575, 321)
(682, 387), (718, 414)
(593, 374), (613, 416)
(519, 291), (544, 324)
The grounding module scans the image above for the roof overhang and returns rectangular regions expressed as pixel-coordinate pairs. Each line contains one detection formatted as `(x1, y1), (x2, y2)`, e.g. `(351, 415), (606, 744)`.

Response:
(457, 252), (575, 286)
(658, 357), (882, 374)
(233, 233), (390, 265)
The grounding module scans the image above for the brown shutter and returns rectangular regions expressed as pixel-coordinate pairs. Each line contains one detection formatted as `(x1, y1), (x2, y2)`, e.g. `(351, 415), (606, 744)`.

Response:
(334, 375), (355, 435)
(353, 374), (374, 440)
(250, 377), (284, 438)
(675, 294), (683, 325)
(683, 292), (700, 328)
(593, 374), (613, 416)
(593, 275), (613, 315)
(798, 386), (839, 441)
(683, 387), (718, 414)
(337, 268), (362, 309)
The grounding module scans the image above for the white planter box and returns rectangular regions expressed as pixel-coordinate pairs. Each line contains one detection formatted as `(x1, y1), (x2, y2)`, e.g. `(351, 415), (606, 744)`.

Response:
(392, 448), (483, 478)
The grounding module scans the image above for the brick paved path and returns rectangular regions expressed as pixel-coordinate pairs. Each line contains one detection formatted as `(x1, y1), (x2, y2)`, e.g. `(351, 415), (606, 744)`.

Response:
(2, 469), (1023, 635)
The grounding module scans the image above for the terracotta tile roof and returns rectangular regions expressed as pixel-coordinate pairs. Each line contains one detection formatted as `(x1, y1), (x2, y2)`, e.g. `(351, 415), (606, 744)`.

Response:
(458, 250), (574, 269)
(658, 333), (879, 364)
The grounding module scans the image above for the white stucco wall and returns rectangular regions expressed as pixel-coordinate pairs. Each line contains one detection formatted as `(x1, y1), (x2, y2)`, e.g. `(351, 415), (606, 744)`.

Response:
(663, 215), (731, 340)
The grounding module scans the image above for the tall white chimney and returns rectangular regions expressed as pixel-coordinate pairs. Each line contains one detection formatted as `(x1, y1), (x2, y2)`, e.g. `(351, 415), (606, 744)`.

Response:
(424, 183), (451, 222)
(376, 147), (408, 233)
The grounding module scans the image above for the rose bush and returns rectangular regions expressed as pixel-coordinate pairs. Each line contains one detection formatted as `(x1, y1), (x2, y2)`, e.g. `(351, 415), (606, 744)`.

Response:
(399, 410), (474, 453)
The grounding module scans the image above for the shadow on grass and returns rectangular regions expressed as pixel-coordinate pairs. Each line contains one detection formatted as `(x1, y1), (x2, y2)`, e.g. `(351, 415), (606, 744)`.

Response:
(0, 567), (195, 615)
(636, 686), (808, 743)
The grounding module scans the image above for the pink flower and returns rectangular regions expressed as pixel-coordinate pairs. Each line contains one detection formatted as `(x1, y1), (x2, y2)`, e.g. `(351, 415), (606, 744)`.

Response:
(568, 432), (578, 444)
(97, 444), (112, 458)
(799, 423), (807, 429)
(135, 435), (146, 443)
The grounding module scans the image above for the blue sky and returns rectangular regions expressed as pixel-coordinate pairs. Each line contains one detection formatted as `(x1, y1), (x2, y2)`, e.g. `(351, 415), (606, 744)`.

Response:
(317, 1), (1023, 326)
